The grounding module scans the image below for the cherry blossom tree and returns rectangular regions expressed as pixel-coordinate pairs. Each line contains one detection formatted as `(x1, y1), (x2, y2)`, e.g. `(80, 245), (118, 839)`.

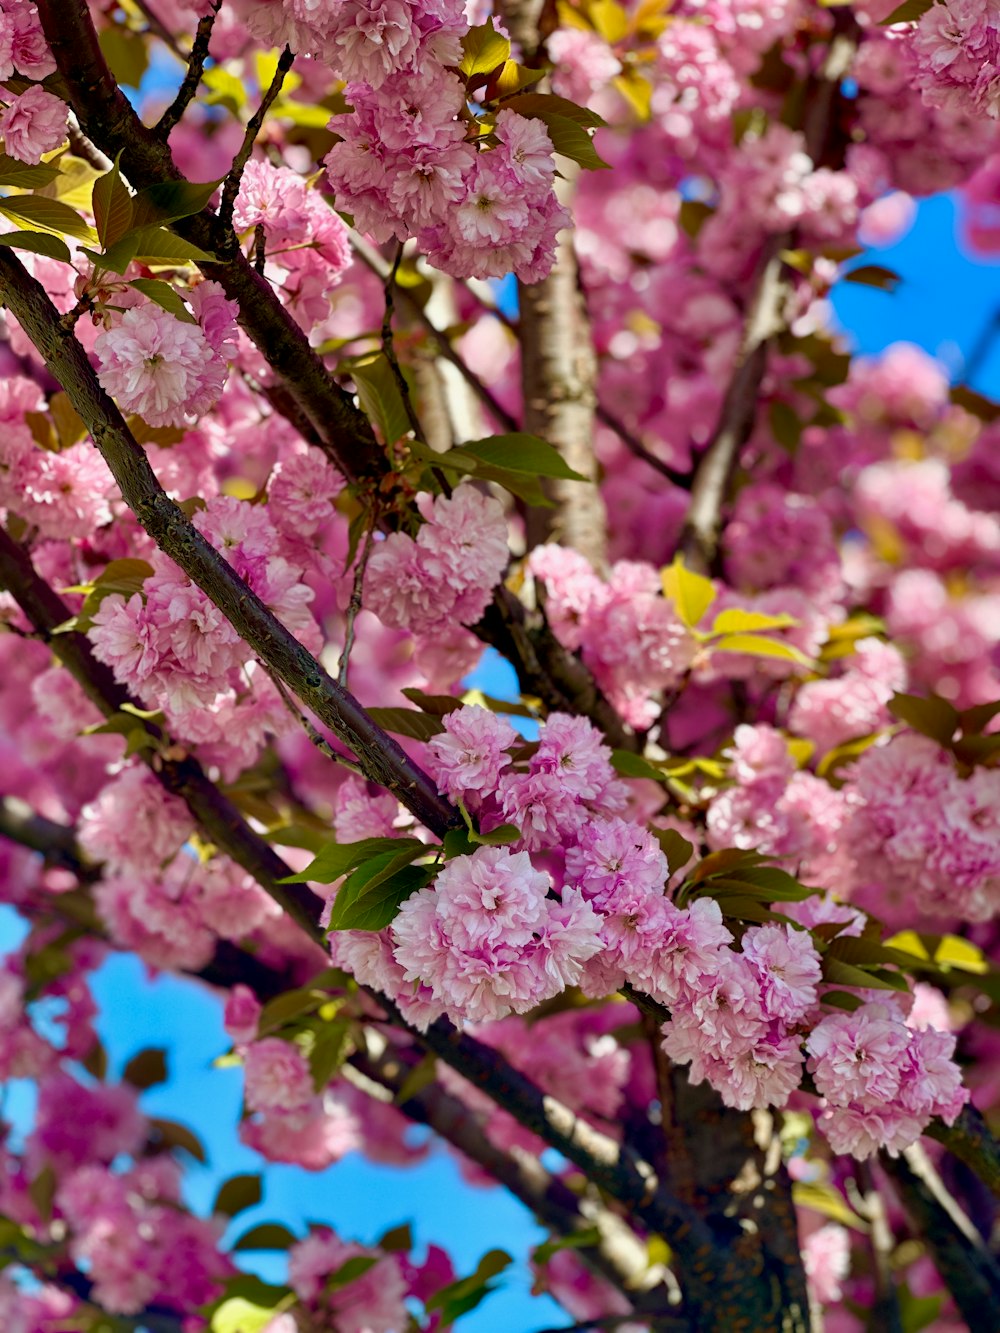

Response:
(0, 0), (999, 1330)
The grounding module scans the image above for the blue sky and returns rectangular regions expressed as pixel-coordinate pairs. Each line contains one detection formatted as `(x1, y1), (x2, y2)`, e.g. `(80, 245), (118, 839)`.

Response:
(4, 181), (1000, 1330)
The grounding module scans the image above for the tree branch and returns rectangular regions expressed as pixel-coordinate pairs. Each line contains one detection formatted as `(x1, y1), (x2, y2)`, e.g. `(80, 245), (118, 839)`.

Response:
(677, 21), (857, 573)
(217, 46), (295, 238)
(0, 249), (461, 841)
(155, 0), (220, 138)
(881, 1145), (1000, 1333)
(37, 0), (383, 488)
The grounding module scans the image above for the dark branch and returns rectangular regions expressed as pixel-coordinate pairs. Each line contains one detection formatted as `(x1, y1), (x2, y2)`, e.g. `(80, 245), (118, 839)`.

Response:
(218, 46), (295, 238)
(0, 249), (461, 841)
(155, 0), (220, 138)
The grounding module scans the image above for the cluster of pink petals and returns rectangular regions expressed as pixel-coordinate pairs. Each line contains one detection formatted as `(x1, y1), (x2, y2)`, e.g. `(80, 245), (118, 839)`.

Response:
(94, 297), (233, 428)
(911, 0), (1000, 119)
(529, 545), (695, 728)
(0, 0), (56, 82)
(391, 844), (603, 1025)
(845, 733), (1000, 922)
(233, 160), (352, 330)
(807, 1000), (968, 1158)
(87, 495), (315, 776)
(287, 1228), (409, 1332)
(365, 483), (508, 634)
(0, 85), (65, 162)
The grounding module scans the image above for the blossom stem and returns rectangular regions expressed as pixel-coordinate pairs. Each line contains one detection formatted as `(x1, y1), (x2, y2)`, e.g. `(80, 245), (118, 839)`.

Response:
(218, 45), (295, 238)
(155, 0), (221, 139)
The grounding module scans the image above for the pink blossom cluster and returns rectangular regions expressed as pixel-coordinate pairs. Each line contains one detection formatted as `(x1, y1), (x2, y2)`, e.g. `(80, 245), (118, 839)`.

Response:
(845, 732), (1000, 923)
(327, 76), (569, 281)
(528, 545), (696, 728)
(87, 494), (317, 777)
(94, 285), (238, 428)
(391, 844), (603, 1024)
(706, 725), (854, 891)
(806, 1000), (968, 1158)
(911, 0), (1000, 120)
(285, 1227), (409, 1332)
(0, 0), (55, 82)
(364, 483), (509, 634)
(56, 1159), (233, 1314)
(0, 85), (66, 162)
(233, 160), (352, 331)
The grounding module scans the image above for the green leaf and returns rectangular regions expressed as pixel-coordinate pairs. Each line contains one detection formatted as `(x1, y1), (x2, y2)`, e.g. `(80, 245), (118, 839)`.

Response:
(28, 1164), (56, 1222)
(87, 224), (217, 275)
(653, 828), (694, 878)
(99, 22), (150, 88)
(232, 1222), (298, 1252)
(442, 828), (478, 859)
(841, 263), (902, 292)
(459, 432), (588, 482)
(211, 1297), (281, 1333)
(533, 1227), (602, 1267)
(69, 557), (153, 633)
(661, 555), (716, 628)
(377, 1222), (414, 1253)
(327, 853), (434, 932)
(213, 1173), (263, 1218)
(887, 691), (958, 746)
(0, 155), (62, 189)
(537, 112), (610, 170)
(130, 178), (222, 231)
(327, 1254), (379, 1291)
(307, 1018), (353, 1089)
(792, 1181), (868, 1231)
(400, 687), (464, 716)
(822, 956), (908, 992)
(708, 608), (798, 635)
(880, 0), (933, 22)
(426, 1249), (512, 1323)
(394, 1053), (438, 1105)
(148, 1116), (206, 1162)
(0, 195), (96, 242)
(885, 931), (989, 976)
(129, 277), (196, 323)
(349, 353), (411, 445)
(280, 836), (424, 885)
(460, 23), (511, 78)
(92, 154), (134, 249)
(123, 1046), (168, 1089)
(501, 92), (606, 130)
(257, 986), (324, 1033)
(365, 706), (446, 742)
(0, 230), (71, 262)
(610, 749), (670, 781)
(469, 822), (520, 846)
(711, 633), (811, 665)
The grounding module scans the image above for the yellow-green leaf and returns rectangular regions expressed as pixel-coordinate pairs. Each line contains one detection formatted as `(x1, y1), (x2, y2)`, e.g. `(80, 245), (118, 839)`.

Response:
(708, 608), (798, 636)
(711, 633), (811, 665)
(0, 195), (96, 242)
(661, 555), (716, 628)
(92, 154), (133, 249)
(460, 23), (511, 78)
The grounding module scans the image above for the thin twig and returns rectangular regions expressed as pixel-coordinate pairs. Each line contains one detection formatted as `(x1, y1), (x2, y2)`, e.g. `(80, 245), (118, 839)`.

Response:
(253, 221), (267, 274)
(854, 1162), (903, 1333)
(380, 242), (425, 441)
(156, 0), (220, 138)
(129, 0), (185, 59)
(218, 46), (295, 238)
(351, 233), (518, 433)
(264, 665), (364, 777)
(339, 517), (377, 689)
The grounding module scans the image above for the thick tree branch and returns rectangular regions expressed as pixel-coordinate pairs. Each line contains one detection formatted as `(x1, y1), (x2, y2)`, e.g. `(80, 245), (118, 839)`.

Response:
(37, 0), (383, 488)
(517, 241), (608, 566)
(677, 22), (857, 573)
(881, 1146), (1000, 1333)
(0, 249), (461, 842)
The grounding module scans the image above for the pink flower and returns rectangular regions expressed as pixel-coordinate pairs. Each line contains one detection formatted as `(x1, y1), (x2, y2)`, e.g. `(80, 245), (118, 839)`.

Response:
(806, 1004), (912, 1105)
(742, 923), (822, 1023)
(0, 86), (66, 163)
(288, 1229), (408, 1331)
(803, 1224), (850, 1306)
(224, 985), (261, 1044)
(426, 705), (517, 806)
(243, 1037), (315, 1113)
(95, 304), (227, 428)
